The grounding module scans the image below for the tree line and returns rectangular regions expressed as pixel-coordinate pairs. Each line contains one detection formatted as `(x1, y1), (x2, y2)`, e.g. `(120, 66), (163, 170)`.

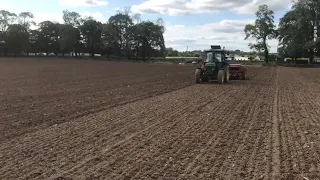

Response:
(0, 9), (166, 60)
(244, 0), (320, 63)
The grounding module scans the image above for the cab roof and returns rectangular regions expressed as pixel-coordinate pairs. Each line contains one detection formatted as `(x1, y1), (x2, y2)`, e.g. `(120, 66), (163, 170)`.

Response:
(204, 49), (225, 53)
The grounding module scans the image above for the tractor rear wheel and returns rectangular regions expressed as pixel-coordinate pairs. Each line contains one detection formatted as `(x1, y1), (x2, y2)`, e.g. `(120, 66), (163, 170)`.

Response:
(195, 69), (202, 83)
(217, 70), (225, 84)
(224, 65), (230, 83)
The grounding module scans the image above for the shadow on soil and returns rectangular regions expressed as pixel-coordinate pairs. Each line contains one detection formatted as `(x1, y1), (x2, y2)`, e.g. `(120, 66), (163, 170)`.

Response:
(197, 80), (249, 86)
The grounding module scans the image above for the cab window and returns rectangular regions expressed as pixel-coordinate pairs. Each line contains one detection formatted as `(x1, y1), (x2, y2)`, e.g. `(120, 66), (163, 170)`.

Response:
(215, 53), (222, 62)
(206, 52), (213, 62)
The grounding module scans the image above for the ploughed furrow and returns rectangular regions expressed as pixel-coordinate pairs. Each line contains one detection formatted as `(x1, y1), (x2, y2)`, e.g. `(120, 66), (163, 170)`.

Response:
(177, 71), (272, 179)
(297, 67), (320, 85)
(271, 67), (281, 179)
(0, 66), (267, 180)
(47, 87), (230, 180)
(51, 67), (269, 179)
(47, 70), (265, 180)
(0, 83), (231, 179)
(0, 60), (195, 142)
(100, 80), (256, 179)
(219, 67), (277, 179)
(277, 67), (320, 179)
(176, 67), (277, 179)
(0, 62), (273, 179)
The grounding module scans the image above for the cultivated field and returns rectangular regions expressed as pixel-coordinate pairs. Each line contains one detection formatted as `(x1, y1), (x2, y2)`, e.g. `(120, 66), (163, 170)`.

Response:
(1, 58), (320, 179)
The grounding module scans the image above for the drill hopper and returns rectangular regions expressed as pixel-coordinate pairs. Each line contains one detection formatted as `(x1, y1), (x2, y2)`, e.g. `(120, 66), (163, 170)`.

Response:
(229, 64), (247, 80)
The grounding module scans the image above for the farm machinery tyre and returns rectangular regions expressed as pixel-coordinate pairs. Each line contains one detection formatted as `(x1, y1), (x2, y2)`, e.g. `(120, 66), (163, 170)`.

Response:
(217, 70), (225, 84)
(224, 65), (230, 83)
(195, 69), (202, 83)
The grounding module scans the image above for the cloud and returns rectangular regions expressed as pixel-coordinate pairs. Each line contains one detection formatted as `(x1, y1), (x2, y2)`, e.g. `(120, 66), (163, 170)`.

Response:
(29, 11), (107, 29)
(59, 0), (108, 7)
(234, 0), (292, 14)
(131, 0), (292, 15)
(164, 19), (279, 52)
(33, 12), (64, 24)
(167, 38), (197, 45)
(173, 25), (185, 28)
(80, 12), (108, 22)
(202, 19), (255, 33)
(32, 11), (107, 23)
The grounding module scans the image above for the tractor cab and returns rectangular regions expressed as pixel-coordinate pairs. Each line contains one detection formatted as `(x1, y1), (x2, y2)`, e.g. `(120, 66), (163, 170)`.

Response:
(195, 45), (230, 84)
(201, 46), (228, 63)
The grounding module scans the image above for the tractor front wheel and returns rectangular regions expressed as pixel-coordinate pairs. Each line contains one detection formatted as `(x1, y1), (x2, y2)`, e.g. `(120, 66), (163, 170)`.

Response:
(217, 70), (225, 84)
(195, 69), (202, 83)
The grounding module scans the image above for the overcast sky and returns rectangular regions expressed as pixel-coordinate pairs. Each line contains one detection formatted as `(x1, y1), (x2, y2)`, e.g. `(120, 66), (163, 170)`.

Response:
(2, 0), (293, 52)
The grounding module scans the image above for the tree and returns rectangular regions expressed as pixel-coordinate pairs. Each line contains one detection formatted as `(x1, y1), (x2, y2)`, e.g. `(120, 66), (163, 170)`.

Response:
(116, 7), (131, 16)
(156, 17), (165, 27)
(62, 10), (81, 27)
(108, 13), (133, 57)
(0, 10), (17, 55)
(166, 47), (179, 56)
(59, 24), (75, 55)
(15, 12), (36, 55)
(278, 9), (309, 59)
(38, 21), (60, 55)
(0, 8), (167, 58)
(101, 23), (119, 58)
(131, 13), (141, 24)
(79, 19), (103, 58)
(0, 10), (17, 32)
(61, 10), (82, 56)
(29, 29), (41, 54)
(6, 24), (29, 55)
(155, 18), (166, 57)
(18, 12), (35, 29)
(278, 0), (320, 62)
(244, 4), (277, 63)
(130, 21), (165, 60)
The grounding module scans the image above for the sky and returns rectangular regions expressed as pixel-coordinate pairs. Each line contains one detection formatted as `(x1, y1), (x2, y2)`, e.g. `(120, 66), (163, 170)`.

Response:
(1, 0), (294, 52)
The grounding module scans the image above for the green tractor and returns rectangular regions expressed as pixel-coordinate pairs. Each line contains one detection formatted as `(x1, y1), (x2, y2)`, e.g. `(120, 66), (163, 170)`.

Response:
(194, 45), (230, 84)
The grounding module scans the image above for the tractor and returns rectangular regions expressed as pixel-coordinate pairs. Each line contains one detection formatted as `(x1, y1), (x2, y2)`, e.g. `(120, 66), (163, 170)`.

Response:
(194, 45), (230, 84)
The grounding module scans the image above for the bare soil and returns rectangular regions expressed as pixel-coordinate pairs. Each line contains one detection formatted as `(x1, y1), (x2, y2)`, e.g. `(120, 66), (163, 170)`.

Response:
(0, 58), (320, 179)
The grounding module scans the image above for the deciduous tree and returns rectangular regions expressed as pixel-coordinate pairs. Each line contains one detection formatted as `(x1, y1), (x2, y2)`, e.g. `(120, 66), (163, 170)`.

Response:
(244, 4), (277, 63)
(278, 0), (320, 62)
(79, 19), (102, 58)
(108, 13), (133, 57)
(38, 21), (60, 55)
(6, 24), (29, 55)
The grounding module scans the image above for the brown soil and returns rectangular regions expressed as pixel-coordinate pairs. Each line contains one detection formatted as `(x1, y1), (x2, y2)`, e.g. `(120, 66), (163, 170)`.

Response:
(0, 58), (319, 179)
